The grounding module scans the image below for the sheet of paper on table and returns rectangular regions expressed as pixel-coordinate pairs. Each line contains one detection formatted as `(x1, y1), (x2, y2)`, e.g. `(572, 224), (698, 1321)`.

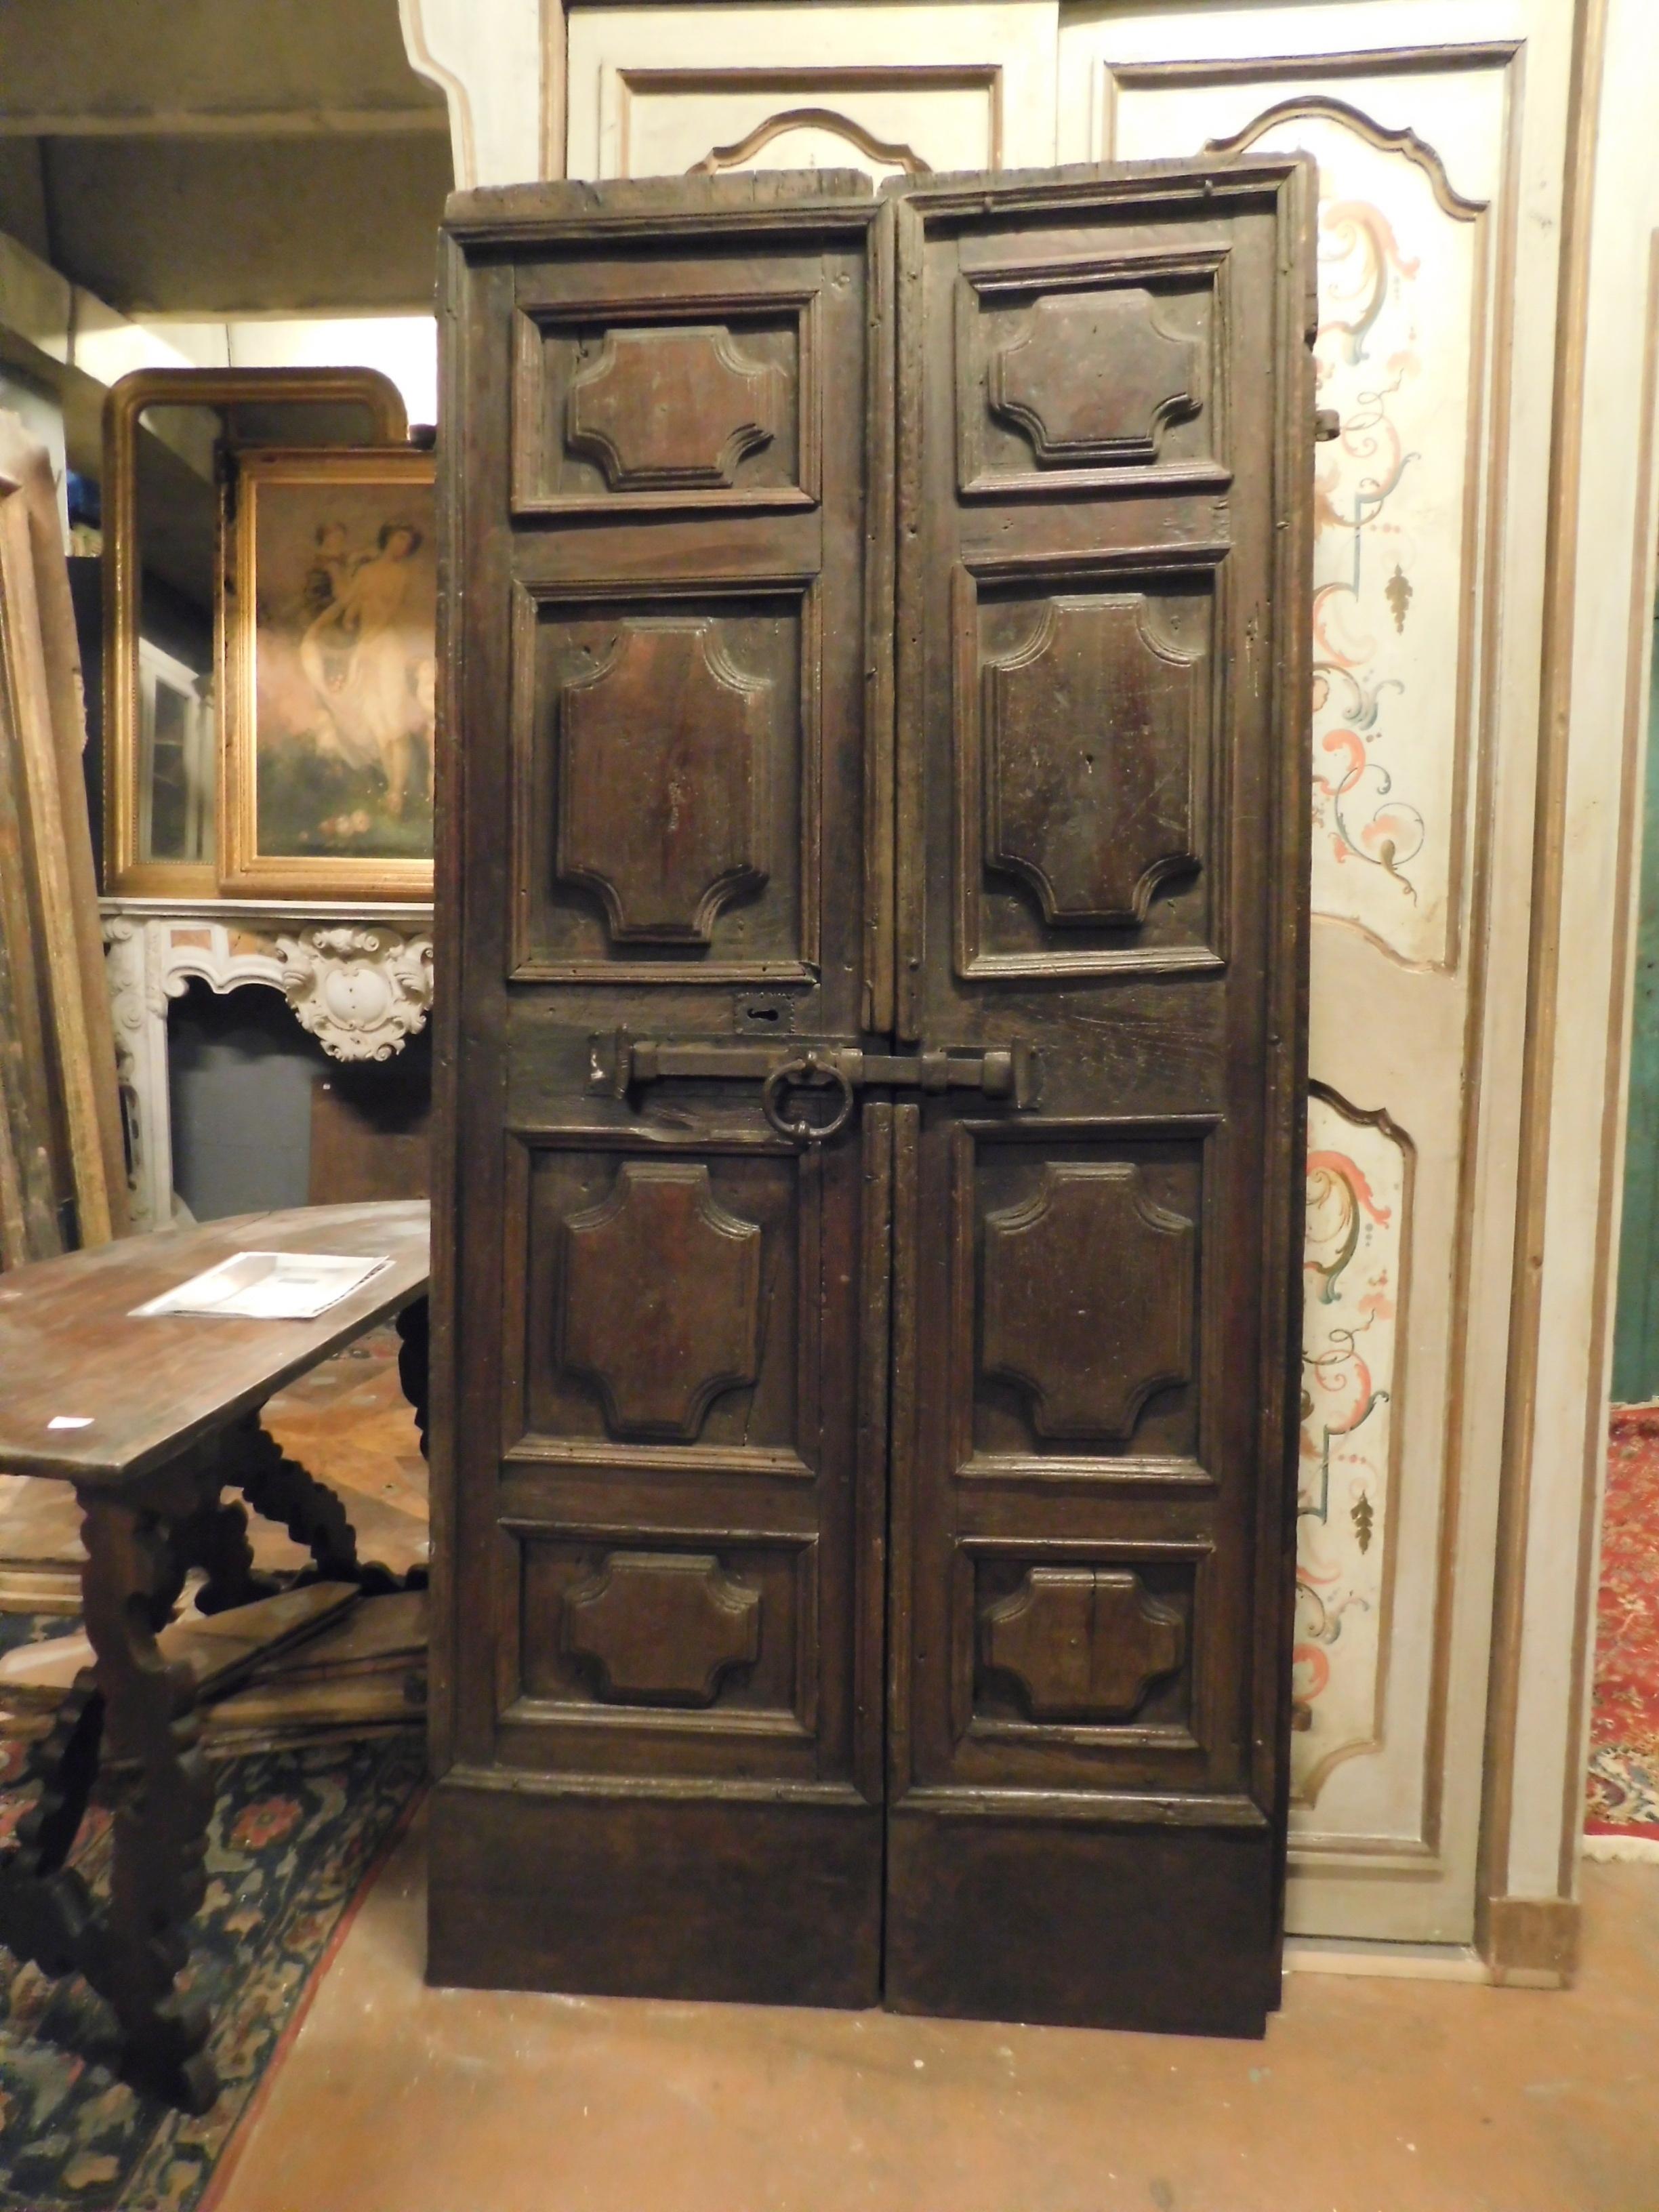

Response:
(129, 1251), (392, 1321)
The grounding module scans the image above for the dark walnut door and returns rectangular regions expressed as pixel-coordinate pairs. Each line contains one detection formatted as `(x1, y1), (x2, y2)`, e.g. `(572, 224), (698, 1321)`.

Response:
(884, 166), (1313, 2036)
(430, 173), (894, 2008)
(430, 161), (1313, 2036)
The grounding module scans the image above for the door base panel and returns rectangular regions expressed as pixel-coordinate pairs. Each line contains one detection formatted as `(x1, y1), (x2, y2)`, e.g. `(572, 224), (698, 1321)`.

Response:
(428, 1776), (884, 2011)
(884, 1805), (1280, 2037)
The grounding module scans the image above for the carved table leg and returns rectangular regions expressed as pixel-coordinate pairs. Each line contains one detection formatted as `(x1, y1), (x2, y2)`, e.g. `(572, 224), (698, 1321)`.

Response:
(174, 1492), (272, 1615)
(79, 1481), (219, 2110)
(0, 1679), (106, 1987)
(225, 1409), (398, 1595)
(0, 1460), (222, 2109)
(394, 1296), (430, 1591)
(166, 1434), (274, 1616)
(396, 1294), (430, 1458)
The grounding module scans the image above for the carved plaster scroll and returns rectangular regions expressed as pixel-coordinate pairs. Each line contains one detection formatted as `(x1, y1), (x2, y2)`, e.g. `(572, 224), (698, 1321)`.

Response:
(274, 926), (434, 1063)
(102, 915), (171, 1233)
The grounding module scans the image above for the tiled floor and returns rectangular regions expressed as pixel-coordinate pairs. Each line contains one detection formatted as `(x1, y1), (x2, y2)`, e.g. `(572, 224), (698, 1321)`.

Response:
(211, 1815), (1658, 2212)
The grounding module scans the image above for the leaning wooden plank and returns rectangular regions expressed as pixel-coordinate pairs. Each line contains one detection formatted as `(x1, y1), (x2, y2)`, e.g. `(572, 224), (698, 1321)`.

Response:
(254, 1588), (426, 1682)
(0, 417), (126, 1234)
(0, 509), (70, 1266)
(0, 1580), (359, 1708)
(0, 419), (118, 1249)
(201, 1664), (424, 1735)
(0, 1562), (83, 1615)
(203, 1720), (415, 1759)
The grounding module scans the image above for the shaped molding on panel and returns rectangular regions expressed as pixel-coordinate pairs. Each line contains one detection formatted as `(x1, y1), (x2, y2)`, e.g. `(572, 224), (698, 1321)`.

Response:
(559, 1161), (762, 1440)
(560, 1551), (762, 1706)
(690, 105), (930, 180)
(957, 250), (1225, 498)
(558, 620), (771, 943)
(567, 325), (783, 492)
(981, 1162), (1194, 1441)
(989, 289), (1200, 467)
(983, 595), (1202, 928)
(981, 1565), (1186, 1722)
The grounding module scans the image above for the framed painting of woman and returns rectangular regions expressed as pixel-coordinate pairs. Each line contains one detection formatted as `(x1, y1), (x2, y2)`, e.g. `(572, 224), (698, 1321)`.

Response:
(220, 446), (436, 897)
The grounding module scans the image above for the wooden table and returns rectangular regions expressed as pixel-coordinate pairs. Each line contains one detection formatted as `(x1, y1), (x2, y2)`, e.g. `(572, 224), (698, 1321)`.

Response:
(0, 1200), (429, 2110)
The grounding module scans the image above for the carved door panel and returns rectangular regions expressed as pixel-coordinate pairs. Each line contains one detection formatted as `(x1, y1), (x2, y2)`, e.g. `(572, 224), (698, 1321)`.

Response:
(430, 174), (892, 2007)
(433, 162), (1311, 2034)
(884, 165), (1313, 2035)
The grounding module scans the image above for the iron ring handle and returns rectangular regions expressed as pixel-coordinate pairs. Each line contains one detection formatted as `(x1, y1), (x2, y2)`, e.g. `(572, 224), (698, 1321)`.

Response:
(761, 1053), (855, 1145)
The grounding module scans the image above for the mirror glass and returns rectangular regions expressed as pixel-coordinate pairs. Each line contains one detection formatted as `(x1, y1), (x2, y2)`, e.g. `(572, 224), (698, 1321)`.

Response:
(127, 396), (392, 872)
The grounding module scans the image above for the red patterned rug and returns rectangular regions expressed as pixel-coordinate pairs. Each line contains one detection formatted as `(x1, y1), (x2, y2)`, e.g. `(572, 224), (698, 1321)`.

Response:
(1586, 1406), (1659, 1842)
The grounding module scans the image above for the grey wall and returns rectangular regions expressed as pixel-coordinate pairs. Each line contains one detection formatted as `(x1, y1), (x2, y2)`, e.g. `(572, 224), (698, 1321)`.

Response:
(167, 980), (327, 1220)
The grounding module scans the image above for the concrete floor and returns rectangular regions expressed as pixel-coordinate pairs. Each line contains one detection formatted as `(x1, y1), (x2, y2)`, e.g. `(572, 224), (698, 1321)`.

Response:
(209, 1807), (1659, 2212)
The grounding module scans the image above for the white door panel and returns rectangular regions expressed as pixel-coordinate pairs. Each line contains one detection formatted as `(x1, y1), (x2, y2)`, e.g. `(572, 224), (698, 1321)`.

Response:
(565, 3), (1061, 182)
(1063, 2), (1570, 1940)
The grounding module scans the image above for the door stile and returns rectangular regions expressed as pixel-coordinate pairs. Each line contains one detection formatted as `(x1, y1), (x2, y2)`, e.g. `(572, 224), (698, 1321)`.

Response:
(884, 1099), (922, 1811)
(427, 224), (468, 1779)
(1256, 155), (1317, 1954)
(436, 243), (520, 1781)
(890, 192), (926, 1047)
(855, 1101), (895, 1809)
(862, 203), (898, 1040)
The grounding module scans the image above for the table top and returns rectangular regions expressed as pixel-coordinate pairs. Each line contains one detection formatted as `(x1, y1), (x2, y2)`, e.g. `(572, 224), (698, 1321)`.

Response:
(0, 1201), (429, 1487)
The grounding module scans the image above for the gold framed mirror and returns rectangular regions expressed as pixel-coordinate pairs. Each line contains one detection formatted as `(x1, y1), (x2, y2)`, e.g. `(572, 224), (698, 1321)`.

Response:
(101, 367), (409, 897)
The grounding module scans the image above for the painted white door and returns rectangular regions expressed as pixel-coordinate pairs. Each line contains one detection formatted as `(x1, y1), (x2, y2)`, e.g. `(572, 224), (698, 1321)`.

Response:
(563, 2), (1061, 180)
(1057, 2), (1575, 1941)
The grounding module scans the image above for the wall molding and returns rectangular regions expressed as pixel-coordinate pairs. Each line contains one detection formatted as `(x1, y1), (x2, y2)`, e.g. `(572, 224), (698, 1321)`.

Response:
(1481, 0), (1609, 1928)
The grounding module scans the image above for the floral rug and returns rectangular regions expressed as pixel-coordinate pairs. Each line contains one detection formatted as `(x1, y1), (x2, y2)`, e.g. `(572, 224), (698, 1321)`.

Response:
(1586, 1406), (1659, 1841)
(0, 1626), (423, 2212)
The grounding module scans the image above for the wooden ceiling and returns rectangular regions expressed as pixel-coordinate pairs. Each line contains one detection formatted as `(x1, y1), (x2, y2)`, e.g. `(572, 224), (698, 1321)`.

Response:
(0, 0), (451, 312)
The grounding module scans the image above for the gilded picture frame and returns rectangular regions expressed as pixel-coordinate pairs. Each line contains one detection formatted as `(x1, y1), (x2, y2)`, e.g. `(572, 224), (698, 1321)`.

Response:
(220, 445), (436, 900)
(102, 366), (409, 899)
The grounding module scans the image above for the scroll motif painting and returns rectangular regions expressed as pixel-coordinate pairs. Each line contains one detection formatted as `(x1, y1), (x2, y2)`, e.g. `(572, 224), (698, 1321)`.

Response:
(1294, 1089), (1410, 1805)
(220, 447), (436, 897)
(1233, 108), (1484, 969)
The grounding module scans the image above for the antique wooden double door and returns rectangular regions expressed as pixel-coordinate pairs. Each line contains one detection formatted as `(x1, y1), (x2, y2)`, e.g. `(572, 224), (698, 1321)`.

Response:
(430, 158), (1313, 2038)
